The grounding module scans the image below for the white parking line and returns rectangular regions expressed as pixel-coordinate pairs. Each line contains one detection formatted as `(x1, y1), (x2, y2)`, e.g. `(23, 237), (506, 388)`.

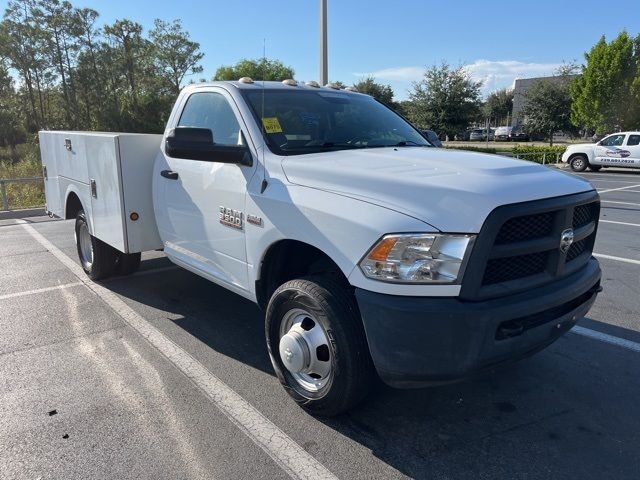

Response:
(601, 200), (640, 207)
(600, 220), (640, 228)
(585, 179), (640, 184)
(17, 220), (337, 480)
(593, 253), (640, 265)
(597, 184), (640, 193)
(572, 326), (640, 353)
(577, 173), (640, 180)
(0, 282), (84, 301)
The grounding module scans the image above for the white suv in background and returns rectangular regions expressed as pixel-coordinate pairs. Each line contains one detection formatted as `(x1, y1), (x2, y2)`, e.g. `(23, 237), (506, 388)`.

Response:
(562, 132), (640, 172)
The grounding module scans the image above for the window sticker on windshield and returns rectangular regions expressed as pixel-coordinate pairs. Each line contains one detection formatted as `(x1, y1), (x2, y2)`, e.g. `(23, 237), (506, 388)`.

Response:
(262, 117), (283, 134)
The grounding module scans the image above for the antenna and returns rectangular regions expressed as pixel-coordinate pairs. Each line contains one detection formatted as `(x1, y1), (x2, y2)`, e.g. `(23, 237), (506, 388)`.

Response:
(260, 38), (268, 194)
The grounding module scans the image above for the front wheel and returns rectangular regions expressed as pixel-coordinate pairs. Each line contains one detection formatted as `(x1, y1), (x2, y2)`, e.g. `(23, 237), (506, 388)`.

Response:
(569, 155), (588, 172)
(75, 210), (118, 280)
(266, 277), (374, 416)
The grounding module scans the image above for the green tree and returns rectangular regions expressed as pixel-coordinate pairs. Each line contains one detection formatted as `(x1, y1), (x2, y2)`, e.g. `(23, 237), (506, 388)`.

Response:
(571, 32), (640, 133)
(213, 58), (294, 81)
(149, 19), (203, 95)
(353, 76), (395, 105)
(522, 77), (574, 145)
(483, 88), (513, 126)
(407, 62), (482, 139)
(328, 80), (347, 88)
(0, 0), (48, 130)
(0, 64), (26, 155)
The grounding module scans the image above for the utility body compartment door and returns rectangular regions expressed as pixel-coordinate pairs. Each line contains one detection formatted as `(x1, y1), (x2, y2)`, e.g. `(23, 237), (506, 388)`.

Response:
(38, 132), (63, 217)
(86, 135), (127, 252)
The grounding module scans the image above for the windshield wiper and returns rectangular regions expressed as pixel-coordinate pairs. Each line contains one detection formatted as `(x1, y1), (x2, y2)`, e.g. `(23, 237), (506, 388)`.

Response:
(282, 142), (367, 151)
(393, 140), (428, 147)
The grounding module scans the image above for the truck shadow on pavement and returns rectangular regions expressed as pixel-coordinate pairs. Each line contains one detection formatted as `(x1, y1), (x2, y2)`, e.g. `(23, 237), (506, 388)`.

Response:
(107, 263), (640, 480)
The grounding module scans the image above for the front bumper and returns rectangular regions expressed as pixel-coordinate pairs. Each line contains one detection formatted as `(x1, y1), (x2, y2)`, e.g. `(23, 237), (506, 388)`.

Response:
(355, 258), (601, 388)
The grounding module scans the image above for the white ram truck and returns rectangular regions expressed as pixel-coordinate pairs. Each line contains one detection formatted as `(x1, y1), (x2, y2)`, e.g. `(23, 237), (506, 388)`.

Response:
(41, 79), (602, 416)
(562, 131), (640, 171)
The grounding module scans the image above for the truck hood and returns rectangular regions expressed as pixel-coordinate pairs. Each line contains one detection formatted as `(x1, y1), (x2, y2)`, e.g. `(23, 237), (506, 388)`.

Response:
(567, 143), (596, 150)
(281, 147), (594, 232)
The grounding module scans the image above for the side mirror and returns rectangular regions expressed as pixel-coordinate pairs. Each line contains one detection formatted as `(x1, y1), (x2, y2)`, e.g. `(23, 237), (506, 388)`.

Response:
(165, 127), (252, 166)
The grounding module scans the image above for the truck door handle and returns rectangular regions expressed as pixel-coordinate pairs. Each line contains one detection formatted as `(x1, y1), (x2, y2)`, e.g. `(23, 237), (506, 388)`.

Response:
(161, 170), (179, 180)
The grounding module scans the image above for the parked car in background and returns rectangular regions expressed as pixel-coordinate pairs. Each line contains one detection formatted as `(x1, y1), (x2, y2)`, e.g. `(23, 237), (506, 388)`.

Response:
(455, 129), (473, 141)
(562, 131), (640, 171)
(469, 128), (494, 141)
(495, 126), (512, 141)
(509, 127), (529, 142)
(421, 130), (443, 147)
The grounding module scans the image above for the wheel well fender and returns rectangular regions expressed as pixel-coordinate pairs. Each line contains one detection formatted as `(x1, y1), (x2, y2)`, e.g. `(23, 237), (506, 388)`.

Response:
(568, 152), (591, 164)
(255, 239), (350, 310)
(64, 190), (85, 220)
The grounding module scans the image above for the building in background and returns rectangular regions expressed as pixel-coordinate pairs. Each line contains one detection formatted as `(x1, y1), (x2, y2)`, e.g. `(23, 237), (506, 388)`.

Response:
(511, 75), (579, 127)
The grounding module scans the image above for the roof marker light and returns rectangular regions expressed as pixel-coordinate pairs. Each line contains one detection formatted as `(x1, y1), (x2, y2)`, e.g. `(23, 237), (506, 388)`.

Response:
(282, 79), (298, 86)
(238, 77), (254, 84)
(325, 83), (340, 90)
(345, 86), (358, 92)
(305, 80), (320, 88)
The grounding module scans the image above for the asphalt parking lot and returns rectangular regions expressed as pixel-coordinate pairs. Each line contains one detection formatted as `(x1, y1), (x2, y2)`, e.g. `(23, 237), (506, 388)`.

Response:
(1, 168), (639, 480)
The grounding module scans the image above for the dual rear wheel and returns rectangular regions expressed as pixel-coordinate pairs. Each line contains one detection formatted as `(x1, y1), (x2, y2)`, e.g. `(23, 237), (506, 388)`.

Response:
(75, 210), (141, 280)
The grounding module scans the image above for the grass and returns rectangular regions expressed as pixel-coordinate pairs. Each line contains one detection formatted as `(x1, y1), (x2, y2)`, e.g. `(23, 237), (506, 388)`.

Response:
(0, 143), (45, 210)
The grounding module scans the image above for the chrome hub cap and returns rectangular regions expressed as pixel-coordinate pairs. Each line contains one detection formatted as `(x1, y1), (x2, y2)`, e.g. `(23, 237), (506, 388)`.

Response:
(573, 158), (584, 169)
(78, 223), (93, 266)
(279, 309), (332, 392)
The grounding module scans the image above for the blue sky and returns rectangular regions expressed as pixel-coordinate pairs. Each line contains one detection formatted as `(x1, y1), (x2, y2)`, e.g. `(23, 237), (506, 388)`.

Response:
(3, 0), (638, 99)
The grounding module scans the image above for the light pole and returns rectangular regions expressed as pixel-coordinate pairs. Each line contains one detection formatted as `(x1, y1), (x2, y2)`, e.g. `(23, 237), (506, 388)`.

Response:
(320, 0), (328, 85)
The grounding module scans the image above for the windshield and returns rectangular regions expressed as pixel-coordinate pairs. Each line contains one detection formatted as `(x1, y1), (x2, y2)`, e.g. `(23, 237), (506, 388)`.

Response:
(241, 89), (430, 155)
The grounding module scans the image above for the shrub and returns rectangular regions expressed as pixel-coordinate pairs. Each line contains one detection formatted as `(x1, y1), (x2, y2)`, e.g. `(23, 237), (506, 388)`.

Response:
(444, 146), (500, 154)
(511, 145), (566, 164)
(0, 142), (44, 210)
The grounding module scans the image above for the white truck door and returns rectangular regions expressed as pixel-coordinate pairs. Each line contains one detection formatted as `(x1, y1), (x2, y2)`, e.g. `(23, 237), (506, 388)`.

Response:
(623, 133), (640, 167)
(594, 133), (628, 166)
(154, 89), (256, 291)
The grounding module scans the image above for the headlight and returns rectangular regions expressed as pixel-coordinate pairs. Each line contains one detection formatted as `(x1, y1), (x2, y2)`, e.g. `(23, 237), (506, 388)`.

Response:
(359, 233), (475, 284)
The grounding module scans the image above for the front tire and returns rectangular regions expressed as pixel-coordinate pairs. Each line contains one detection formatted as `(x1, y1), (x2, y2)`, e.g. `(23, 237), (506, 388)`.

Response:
(569, 155), (588, 172)
(75, 210), (118, 280)
(266, 277), (374, 416)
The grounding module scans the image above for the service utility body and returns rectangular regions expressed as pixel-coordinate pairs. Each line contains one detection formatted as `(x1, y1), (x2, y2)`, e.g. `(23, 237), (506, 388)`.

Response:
(41, 79), (602, 416)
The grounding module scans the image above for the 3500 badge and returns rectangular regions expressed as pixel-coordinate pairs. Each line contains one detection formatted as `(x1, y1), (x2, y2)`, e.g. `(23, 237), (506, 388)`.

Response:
(219, 206), (243, 229)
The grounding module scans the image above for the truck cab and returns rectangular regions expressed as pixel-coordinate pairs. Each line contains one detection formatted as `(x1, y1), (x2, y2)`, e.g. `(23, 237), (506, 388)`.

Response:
(42, 79), (602, 416)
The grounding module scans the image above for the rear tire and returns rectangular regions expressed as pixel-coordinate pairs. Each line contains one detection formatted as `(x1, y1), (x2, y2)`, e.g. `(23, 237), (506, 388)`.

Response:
(266, 276), (374, 416)
(569, 155), (588, 172)
(116, 252), (141, 276)
(75, 210), (118, 280)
